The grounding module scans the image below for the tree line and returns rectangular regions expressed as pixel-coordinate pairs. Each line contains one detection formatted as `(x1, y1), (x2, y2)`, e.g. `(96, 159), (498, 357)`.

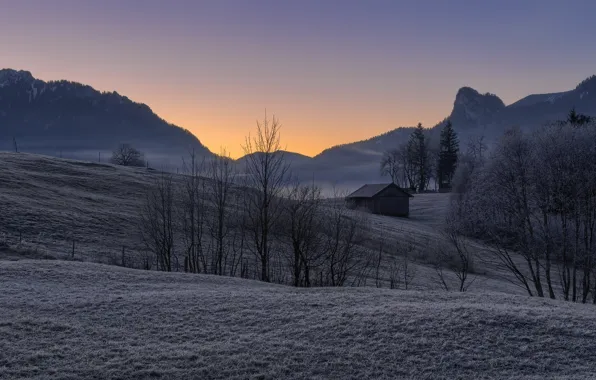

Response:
(450, 109), (596, 303)
(137, 114), (376, 287)
(380, 120), (459, 192)
(116, 107), (596, 299)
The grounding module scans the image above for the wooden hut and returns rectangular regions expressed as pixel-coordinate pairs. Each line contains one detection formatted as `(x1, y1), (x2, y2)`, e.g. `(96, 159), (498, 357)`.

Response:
(346, 183), (413, 217)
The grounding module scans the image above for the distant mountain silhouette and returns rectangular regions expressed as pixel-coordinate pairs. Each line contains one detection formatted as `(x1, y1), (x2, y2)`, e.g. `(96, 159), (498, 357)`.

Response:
(0, 69), (211, 164)
(3, 68), (594, 183)
(280, 75), (596, 185)
(448, 87), (505, 129)
(236, 150), (312, 167)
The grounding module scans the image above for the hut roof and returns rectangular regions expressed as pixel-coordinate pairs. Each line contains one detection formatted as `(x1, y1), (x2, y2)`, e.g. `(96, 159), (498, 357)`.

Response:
(346, 183), (413, 198)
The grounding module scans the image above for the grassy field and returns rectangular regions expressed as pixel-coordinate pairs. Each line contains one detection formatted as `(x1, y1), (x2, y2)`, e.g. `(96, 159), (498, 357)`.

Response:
(0, 152), (153, 263)
(0, 152), (522, 293)
(1, 260), (595, 380)
(1, 153), (595, 379)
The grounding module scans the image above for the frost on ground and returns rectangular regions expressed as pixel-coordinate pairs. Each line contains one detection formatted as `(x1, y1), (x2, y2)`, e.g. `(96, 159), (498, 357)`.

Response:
(0, 152), (153, 263)
(1, 260), (595, 380)
(0, 152), (526, 294)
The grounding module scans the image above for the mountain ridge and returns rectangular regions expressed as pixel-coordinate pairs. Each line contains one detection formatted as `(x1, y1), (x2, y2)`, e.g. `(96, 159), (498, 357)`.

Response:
(279, 75), (596, 185)
(0, 68), (211, 164)
(2, 68), (595, 181)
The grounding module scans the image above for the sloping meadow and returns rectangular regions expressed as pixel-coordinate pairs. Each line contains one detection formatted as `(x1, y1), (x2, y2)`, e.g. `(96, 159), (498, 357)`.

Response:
(0, 152), (156, 263)
(0, 260), (595, 380)
(0, 152), (522, 292)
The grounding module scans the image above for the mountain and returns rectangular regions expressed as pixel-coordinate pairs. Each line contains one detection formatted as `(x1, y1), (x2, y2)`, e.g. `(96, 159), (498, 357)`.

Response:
(287, 75), (596, 187)
(3, 68), (595, 186)
(448, 87), (505, 129)
(236, 150), (313, 168)
(0, 69), (211, 165)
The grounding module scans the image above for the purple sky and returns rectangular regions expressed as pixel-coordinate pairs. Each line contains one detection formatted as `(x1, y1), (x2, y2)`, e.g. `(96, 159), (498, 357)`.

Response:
(2, 0), (595, 156)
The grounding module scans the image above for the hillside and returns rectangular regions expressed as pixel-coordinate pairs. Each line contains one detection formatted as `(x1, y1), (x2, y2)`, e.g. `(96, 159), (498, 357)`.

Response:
(1, 259), (595, 380)
(3, 68), (594, 185)
(0, 152), (528, 295)
(290, 75), (596, 184)
(236, 150), (313, 169)
(0, 152), (154, 264)
(0, 68), (211, 165)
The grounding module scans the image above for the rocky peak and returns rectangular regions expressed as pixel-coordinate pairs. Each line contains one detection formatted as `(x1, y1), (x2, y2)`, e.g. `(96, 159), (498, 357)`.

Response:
(0, 69), (35, 88)
(576, 75), (596, 93)
(451, 86), (505, 123)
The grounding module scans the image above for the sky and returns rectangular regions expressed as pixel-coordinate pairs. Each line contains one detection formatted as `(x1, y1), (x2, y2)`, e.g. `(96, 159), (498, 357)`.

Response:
(1, 0), (596, 158)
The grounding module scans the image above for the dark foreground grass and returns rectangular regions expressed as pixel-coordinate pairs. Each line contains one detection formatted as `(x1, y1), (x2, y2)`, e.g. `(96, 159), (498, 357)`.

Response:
(1, 260), (595, 379)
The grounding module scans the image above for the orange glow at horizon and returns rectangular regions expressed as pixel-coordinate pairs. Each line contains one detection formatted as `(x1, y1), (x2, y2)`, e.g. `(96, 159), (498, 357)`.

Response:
(2, 0), (595, 159)
(18, 67), (453, 160)
(136, 99), (451, 159)
(3, 64), (590, 160)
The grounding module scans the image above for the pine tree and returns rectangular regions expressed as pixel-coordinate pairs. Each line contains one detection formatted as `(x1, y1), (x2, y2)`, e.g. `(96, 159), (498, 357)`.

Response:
(567, 107), (592, 127)
(568, 107), (579, 125)
(438, 120), (459, 190)
(407, 123), (429, 192)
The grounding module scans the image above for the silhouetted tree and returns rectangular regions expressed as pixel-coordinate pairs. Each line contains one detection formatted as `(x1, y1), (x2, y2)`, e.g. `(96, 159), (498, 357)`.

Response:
(111, 143), (145, 167)
(380, 147), (410, 187)
(180, 149), (206, 273)
(242, 113), (291, 282)
(380, 149), (400, 185)
(140, 172), (175, 271)
(437, 120), (459, 190)
(320, 190), (369, 286)
(407, 123), (429, 192)
(450, 124), (596, 302)
(207, 149), (237, 275)
(282, 182), (324, 287)
(566, 107), (592, 127)
(434, 220), (476, 292)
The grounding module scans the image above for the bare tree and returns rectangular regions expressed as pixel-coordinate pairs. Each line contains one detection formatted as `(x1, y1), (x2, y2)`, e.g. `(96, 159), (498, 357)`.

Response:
(388, 258), (401, 289)
(468, 128), (544, 296)
(374, 237), (385, 288)
(533, 123), (596, 302)
(228, 188), (250, 278)
(180, 149), (206, 273)
(434, 226), (476, 292)
(319, 192), (370, 286)
(450, 123), (596, 302)
(207, 149), (236, 276)
(281, 182), (324, 287)
(111, 143), (145, 167)
(386, 239), (417, 290)
(466, 134), (487, 165)
(242, 113), (291, 282)
(379, 144), (418, 190)
(140, 172), (175, 271)
(380, 150), (402, 186)
(398, 240), (417, 290)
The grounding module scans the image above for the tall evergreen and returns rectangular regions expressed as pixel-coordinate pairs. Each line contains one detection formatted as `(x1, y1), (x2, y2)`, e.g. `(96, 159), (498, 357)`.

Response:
(567, 107), (592, 127)
(407, 123), (428, 192)
(568, 107), (579, 125)
(438, 120), (459, 189)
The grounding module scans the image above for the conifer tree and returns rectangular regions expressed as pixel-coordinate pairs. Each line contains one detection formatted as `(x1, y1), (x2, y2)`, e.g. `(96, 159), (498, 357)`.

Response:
(407, 123), (429, 192)
(567, 107), (592, 127)
(438, 120), (459, 190)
